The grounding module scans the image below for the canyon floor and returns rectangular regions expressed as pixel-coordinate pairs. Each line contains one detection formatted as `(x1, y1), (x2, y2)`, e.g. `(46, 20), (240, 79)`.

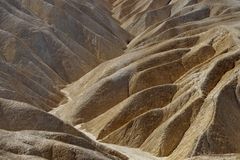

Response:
(0, 0), (240, 159)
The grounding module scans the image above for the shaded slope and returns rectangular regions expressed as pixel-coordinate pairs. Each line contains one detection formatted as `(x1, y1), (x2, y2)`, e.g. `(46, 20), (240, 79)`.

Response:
(0, 0), (131, 109)
(0, 0), (132, 159)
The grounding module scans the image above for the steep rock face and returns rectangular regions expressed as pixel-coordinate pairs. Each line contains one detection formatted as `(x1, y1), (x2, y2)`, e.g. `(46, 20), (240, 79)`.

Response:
(0, 0), (131, 109)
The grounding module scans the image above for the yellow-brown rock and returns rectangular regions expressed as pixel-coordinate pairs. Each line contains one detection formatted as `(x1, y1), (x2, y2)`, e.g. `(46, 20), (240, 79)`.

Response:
(1, 0), (240, 160)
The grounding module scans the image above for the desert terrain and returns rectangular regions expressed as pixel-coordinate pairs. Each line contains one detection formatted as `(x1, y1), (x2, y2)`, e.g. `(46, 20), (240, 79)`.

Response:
(0, 0), (240, 159)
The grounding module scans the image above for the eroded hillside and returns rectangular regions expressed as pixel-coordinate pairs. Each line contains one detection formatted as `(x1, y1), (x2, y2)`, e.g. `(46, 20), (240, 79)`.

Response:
(1, 0), (240, 160)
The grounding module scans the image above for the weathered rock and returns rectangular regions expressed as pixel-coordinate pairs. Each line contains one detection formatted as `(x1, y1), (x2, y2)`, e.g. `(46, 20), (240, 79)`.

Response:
(1, 0), (240, 159)
(53, 0), (240, 159)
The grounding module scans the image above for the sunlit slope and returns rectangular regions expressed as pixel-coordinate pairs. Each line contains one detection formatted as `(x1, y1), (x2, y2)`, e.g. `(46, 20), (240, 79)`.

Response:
(53, 0), (240, 159)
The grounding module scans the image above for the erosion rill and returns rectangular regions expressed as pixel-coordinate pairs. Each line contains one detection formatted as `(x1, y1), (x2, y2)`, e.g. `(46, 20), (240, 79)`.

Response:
(0, 0), (240, 160)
